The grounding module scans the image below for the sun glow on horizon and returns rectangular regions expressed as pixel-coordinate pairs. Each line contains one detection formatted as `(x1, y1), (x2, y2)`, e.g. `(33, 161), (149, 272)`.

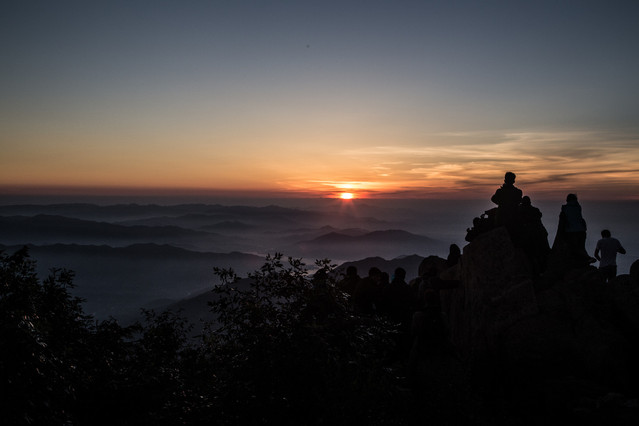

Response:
(340, 192), (354, 200)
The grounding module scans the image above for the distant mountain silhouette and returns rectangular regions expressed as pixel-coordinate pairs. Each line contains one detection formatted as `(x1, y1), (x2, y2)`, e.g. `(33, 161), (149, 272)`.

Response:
(199, 221), (256, 232)
(157, 277), (255, 332)
(0, 203), (217, 221)
(0, 203), (453, 319)
(272, 226), (369, 245)
(297, 229), (443, 260)
(0, 214), (215, 243)
(0, 243), (265, 319)
(0, 203), (394, 231)
(305, 229), (435, 245)
(0, 214), (264, 252)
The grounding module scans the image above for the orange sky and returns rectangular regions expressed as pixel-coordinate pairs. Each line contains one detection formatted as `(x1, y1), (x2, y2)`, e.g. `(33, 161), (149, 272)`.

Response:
(2, 2), (639, 200)
(3, 128), (639, 200)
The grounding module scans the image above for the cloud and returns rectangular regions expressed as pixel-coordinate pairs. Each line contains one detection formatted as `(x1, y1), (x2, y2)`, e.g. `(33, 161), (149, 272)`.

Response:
(330, 128), (639, 198)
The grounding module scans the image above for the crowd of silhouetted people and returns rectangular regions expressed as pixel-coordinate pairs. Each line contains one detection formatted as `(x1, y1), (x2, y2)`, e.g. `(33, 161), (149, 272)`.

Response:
(466, 171), (627, 278)
(325, 172), (629, 378)
(334, 243), (463, 377)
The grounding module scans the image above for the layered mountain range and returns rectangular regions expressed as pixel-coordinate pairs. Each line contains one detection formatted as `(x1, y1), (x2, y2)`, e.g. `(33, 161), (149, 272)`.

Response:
(0, 203), (449, 319)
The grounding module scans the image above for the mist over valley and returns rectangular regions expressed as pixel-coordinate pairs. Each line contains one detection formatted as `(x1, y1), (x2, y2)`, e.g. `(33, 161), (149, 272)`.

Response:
(1, 198), (637, 320)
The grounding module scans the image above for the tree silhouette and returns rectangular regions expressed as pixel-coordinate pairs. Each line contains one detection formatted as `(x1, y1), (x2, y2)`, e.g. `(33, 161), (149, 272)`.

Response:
(1, 249), (412, 425)
(207, 253), (410, 424)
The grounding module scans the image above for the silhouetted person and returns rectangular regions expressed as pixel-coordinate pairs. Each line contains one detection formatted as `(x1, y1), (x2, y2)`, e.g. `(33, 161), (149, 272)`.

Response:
(337, 265), (360, 296)
(352, 267), (383, 314)
(414, 256), (447, 298)
(519, 195), (541, 222)
(384, 267), (416, 359)
(465, 212), (493, 242)
(519, 196), (550, 276)
(385, 267), (415, 323)
(446, 244), (461, 268)
(594, 229), (626, 283)
(392, 267), (407, 284)
(558, 193), (593, 266)
(491, 172), (523, 239)
(437, 243), (462, 287)
(465, 217), (482, 242)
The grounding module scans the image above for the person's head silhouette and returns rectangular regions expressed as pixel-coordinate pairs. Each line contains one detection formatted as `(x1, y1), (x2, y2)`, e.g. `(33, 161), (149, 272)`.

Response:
(346, 265), (358, 277)
(566, 193), (578, 203)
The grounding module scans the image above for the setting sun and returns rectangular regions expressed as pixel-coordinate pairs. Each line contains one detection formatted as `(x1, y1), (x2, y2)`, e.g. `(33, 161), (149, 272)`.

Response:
(340, 192), (354, 200)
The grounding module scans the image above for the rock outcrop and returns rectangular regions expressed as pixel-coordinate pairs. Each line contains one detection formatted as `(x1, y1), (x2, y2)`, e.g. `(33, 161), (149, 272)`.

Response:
(440, 226), (639, 423)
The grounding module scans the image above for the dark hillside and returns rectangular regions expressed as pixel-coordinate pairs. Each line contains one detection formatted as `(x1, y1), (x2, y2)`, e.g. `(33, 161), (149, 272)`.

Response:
(297, 229), (445, 260)
(0, 243), (264, 319)
(0, 214), (215, 244)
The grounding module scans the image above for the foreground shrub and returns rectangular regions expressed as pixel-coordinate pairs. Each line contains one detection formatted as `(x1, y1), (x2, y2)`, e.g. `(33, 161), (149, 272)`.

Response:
(207, 254), (411, 424)
(1, 249), (411, 425)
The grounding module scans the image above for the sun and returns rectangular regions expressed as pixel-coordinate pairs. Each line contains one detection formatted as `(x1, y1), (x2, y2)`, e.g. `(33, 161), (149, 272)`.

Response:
(340, 192), (354, 200)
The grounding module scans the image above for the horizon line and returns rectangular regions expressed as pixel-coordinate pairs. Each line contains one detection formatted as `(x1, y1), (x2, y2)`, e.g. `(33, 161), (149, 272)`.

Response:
(1, 184), (638, 203)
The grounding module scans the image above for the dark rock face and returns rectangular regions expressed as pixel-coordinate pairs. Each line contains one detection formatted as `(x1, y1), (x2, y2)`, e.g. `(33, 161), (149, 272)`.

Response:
(445, 227), (538, 362)
(441, 226), (639, 422)
(630, 259), (639, 285)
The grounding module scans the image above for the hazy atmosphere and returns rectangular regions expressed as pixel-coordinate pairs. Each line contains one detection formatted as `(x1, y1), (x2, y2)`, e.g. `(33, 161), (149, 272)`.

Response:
(4, 2), (639, 424)
(2, 0), (639, 199)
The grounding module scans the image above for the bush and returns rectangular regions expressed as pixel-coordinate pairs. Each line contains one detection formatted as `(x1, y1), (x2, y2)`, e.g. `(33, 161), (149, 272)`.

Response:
(1, 249), (412, 425)
(207, 253), (411, 425)
(0, 248), (91, 425)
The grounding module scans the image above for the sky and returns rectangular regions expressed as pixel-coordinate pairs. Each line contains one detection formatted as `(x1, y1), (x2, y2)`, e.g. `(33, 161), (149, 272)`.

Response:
(2, 0), (639, 200)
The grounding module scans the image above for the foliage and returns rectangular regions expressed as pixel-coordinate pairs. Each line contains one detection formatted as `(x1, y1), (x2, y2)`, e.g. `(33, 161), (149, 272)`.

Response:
(0, 248), (199, 425)
(207, 253), (409, 424)
(1, 248), (410, 425)
(0, 247), (92, 425)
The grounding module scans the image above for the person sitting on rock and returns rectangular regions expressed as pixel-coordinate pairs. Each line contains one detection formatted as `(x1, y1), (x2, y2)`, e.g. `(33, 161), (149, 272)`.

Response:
(491, 172), (523, 239)
(465, 212), (493, 242)
(594, 229), (626, 283)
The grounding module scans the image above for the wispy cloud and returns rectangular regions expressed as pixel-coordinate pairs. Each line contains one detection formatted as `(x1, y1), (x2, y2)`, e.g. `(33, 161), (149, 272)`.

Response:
(331, 128), (639, 198)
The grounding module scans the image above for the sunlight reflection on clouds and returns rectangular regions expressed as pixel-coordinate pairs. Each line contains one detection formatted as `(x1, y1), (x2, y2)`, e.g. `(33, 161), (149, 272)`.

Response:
(331, 129), (639, 199)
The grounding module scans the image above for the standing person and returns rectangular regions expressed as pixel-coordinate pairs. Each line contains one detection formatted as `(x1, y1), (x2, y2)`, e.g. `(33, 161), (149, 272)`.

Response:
(337, 265), (360, 296)
(352, 267), (383, 315)
(594, 229), (626, 282)
(491, 172), (523, 238)
(559, 193), (593, 265)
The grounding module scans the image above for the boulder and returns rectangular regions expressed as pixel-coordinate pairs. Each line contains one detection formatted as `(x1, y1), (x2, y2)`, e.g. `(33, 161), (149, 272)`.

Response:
(446, 227), (538, 361)
(439, 226), (639, 422)
(630, 259), (639, 285)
